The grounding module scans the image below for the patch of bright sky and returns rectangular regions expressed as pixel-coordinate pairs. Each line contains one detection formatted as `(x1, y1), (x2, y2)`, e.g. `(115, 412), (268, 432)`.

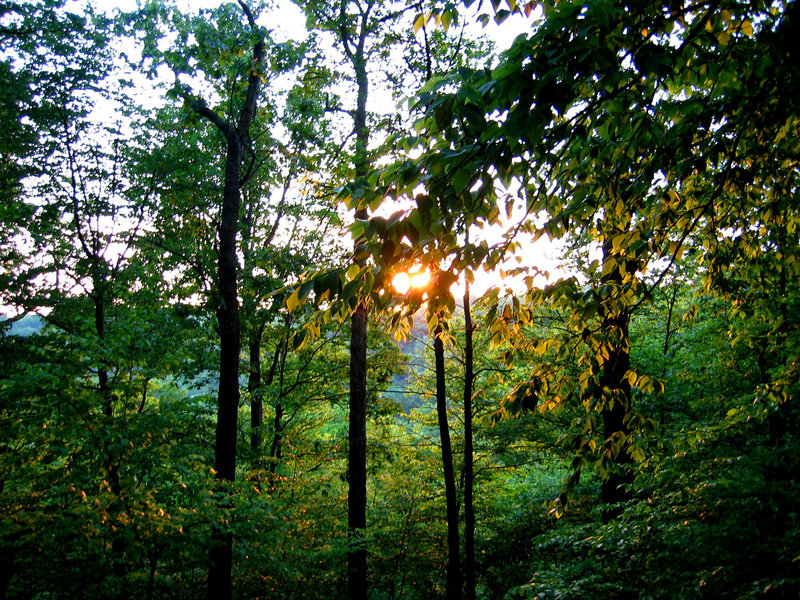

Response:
(91, 0), (308, 42)
(94, 0), (537, 47)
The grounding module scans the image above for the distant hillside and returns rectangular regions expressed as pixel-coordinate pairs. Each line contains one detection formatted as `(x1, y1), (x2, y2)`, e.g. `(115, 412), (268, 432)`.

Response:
(3, 315), (44, 337)
(385, 312), (431, 413)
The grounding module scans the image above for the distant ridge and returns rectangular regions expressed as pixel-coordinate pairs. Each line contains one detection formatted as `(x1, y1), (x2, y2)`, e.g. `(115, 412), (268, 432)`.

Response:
(2, 315), (44, 337)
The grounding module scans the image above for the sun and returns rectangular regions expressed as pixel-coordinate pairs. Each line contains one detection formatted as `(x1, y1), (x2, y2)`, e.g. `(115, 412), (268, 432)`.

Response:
(392, 269), (431, 294)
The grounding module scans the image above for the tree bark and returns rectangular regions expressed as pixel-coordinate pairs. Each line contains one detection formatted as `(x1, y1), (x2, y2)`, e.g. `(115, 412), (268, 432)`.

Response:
(268, 402), (284, 474)
(208, 127), (244, 600)
(201, 5), (265, 598)
(266, 333), (286, 479)
(462, 282), (476, 600)
(248, 331), (263, 453)
(599, 309), (632, 509)
(599, 230), (633, 521)
(348, 302), (368, 600)
(92, 274), (127, 588)
(433, 324), (462, 600)
(347, 5), (373, 597)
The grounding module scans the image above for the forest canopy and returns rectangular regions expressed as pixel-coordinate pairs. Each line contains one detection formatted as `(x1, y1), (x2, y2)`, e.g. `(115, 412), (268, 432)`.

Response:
(0, 1), (798, 599)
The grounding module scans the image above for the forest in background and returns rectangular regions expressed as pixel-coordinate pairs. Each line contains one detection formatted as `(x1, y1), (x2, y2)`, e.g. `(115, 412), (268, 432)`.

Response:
(1, 0), (798, 599)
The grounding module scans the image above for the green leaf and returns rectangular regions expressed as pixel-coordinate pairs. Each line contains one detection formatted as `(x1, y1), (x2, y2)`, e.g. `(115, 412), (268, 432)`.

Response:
(491, 60), (519, 80)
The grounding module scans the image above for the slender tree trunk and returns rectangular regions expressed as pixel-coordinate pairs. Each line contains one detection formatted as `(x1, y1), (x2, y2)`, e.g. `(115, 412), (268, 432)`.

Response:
(249, 331), (263, 453)
(599, 232), (633, 520)
(348, 303), (368, 600)
(93, 280), (127, 586)
(599, 309), (632, 506)
(0, 533), (13, 600)
(268, 403), (283, 470)
(462, 282), (476, 600)
(195, 7), (264, 597)
(433, 323), (462, 600)
(266, 334), (286, 479)
(146, 545), (158, 600)
(348, 14), (372, 599)
(208, 133), (244, 600)
(661, 282), (679, 378)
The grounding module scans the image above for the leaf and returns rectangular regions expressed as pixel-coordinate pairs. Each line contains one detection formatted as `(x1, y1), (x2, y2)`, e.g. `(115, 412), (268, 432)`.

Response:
(453, 169), (472, 195)
(413, 13), (425, 33)
(286, 289), (301, 312)
(291, 328), (306, 350)
(524, 2), (536, 17)
(418, 75), (448, 94)
(434, 98), (453, 131)
(441, 9), (453, 31)
(346, 263), (361, 281)
(491, 60), (519, 80)
(611, 233), (627, 253)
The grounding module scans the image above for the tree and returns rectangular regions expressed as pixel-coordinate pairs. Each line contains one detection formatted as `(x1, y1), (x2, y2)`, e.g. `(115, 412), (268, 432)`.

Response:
(0, 3), (160, 591)
(240, 69), (341, 462)
(430, 288), (462, 600)
(291, 1), (421, 596)
(125, 1), (272, 596)
(364, 0), (799, 517)
(462, 275), (476, 600)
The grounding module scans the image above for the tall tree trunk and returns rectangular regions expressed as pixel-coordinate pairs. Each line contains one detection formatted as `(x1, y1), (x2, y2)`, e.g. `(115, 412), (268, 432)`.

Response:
(194, 5), (264, 598)
(599, 230), (633, 520)
(348, 302), (368, 600)
(0, 529), (14, 600)
(208, 129), (244, 600)
(268, 402), (284, 474)
(266, 333), (286, 480)
(433, 323), (462, 600)
(599, 309), (632, 506)
(93, 278), (127, 587)
(347, 9), (372, 598)
(462, 282), (476, 600)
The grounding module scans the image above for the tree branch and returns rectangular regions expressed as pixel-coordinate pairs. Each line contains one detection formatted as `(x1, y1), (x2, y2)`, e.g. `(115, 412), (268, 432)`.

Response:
(188, 97), (235, 140)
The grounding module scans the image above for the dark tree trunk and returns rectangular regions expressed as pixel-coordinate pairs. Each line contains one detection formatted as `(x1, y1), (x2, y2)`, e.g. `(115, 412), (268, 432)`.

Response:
(348, 302), (368, 600)
(462, 283), (476, 600)
(266, 334), (286, 479)
(208, 130), (244, 600)
(248, 332), (263, 453)
(197, 5), (265, 599)
(268, 403), (284, 475)
(599, 310), (632, 508)
(433, 324), (462, 600)
(599, 232), (633, 521)
(347, 9), (372, 598)
(0, 518), (18, 600)
(93, 280), (127, 586)
(0, 546), (12, 600)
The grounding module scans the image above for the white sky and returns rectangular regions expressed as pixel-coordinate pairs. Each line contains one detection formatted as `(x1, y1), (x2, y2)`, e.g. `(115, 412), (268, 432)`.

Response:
(90, 0), (536, 48)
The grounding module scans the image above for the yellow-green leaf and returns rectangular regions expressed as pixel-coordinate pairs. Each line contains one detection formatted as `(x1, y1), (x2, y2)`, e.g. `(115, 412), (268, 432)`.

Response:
(413, 13), (425, 33)
(346, 263), (361, 281)
(286, 289), (301, 312)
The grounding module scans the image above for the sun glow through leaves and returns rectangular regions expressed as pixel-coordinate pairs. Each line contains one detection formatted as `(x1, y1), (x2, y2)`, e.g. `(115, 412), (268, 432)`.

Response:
(392, 269), (431, 294)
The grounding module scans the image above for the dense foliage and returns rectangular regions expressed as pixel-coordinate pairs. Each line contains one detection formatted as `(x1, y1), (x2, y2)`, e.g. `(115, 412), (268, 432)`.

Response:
(0, 0), (797, 599)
